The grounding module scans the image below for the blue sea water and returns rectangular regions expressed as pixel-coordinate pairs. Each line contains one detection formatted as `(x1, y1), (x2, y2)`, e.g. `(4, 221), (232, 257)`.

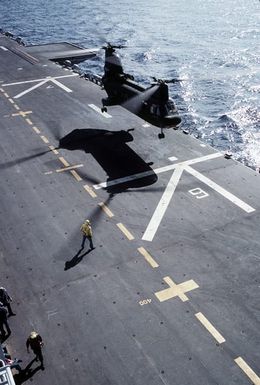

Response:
(0, 0), (259, 169)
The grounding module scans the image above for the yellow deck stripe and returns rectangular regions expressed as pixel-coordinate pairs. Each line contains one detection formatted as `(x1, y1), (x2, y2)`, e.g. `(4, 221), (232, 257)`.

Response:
(49, 145), (59, 155)
(83, 184), (97, 198)
(195, 312), (225, 344)
(99, 202), (114, 218)
(33, 126), (41, 134)
(70, 170), (82, 181)
(138, 247), (159, 268)
(117, 223), (134, 240)
(59, 157), (70, 167)
(40, 135), (49, 143)
(235, 357), (260, 385)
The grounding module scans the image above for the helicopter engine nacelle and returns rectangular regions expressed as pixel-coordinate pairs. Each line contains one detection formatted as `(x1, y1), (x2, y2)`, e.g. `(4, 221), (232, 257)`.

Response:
(104, 49), (124, 78)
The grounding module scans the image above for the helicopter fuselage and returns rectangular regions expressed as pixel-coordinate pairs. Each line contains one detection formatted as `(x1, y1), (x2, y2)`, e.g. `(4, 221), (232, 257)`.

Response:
(101, 46), (181, 133)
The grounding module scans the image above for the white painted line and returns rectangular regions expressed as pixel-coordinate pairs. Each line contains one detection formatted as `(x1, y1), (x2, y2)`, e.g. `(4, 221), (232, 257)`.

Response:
(142, 165), (184, 241)
(93, 170), (155, 190)
(142, 123), (151, 127)
(88, 104), (112, 118)
(93, 153), (223, 190)
(185, 165), (255, 213)
(168, 156), (178, 161)
(0, 46), (8, 51)
(50, 78), (73, 93)
(195, 312), (226, 344)
(200, 144), (206, 147)
(2, 74), (78, 87)
(235, 357), (260, 385)
(14, 79), (48, 99)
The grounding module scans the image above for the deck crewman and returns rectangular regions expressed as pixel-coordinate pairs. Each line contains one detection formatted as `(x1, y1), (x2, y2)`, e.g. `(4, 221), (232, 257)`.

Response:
(80, 219), (94, 250)
(0, 302), (11, 338)
(0, 287), (15, 316)
(26, 331), (44, 368)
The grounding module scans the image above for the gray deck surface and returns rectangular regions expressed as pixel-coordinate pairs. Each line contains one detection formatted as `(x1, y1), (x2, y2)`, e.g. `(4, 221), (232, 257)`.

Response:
(0, 34), (259, 385)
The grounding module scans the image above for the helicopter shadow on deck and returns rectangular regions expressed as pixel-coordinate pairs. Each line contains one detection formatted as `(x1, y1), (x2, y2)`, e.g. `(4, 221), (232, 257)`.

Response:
(58, 128), (158, 193)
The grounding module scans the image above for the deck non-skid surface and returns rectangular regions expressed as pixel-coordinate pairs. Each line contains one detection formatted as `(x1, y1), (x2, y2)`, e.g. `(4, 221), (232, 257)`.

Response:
(0, 34), (260, 385)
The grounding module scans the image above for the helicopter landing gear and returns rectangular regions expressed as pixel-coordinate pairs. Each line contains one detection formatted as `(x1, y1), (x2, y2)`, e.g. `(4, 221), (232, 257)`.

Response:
(101, 107), (107, 113)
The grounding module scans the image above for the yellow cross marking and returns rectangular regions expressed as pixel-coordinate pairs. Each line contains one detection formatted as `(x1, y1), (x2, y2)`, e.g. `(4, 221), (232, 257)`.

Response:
(155, 276), (199, 302)
(70, 170), (82, 181)
(56, 164), (83, 173)
(12, 110), (32, 117)
(59, 157), (69, 167)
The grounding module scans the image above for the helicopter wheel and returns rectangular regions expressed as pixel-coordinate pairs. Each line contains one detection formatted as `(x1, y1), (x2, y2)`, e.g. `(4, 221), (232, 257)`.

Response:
(158, 133), (165, 139)
(101, 107), (107, 113)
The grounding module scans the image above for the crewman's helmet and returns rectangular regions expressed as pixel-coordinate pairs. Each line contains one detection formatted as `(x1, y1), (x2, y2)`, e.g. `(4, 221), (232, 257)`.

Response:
(30, 331), (38, 339)
(85, 220), (90, 224)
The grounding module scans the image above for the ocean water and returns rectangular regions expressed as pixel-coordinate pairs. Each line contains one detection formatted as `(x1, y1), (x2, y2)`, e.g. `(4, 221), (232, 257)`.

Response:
(0, 0), (259, 169)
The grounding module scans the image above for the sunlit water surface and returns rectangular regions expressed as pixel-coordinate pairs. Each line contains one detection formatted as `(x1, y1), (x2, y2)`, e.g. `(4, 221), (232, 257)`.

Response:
(0, 0), (259, 169)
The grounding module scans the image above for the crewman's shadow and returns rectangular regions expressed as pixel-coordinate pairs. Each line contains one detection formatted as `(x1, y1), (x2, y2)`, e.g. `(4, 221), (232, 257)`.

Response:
(13, 359), (42, 385)
(64, 248), (91, 270)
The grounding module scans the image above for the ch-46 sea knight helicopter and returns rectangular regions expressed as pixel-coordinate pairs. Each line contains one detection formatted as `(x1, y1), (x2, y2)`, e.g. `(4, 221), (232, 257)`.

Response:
(100, 43), (182, 139)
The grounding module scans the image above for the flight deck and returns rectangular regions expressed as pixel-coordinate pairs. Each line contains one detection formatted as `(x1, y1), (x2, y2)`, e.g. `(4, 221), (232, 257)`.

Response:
(0, 32), (259, 385)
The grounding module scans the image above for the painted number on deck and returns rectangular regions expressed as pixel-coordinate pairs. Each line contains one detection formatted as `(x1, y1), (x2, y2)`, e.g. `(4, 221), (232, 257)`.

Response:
(139, 299), (152, 306)
(189, 188), (209, 199)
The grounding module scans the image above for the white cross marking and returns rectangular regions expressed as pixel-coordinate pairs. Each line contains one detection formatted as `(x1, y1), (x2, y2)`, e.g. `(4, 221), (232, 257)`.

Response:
(2, 74), (78, 99)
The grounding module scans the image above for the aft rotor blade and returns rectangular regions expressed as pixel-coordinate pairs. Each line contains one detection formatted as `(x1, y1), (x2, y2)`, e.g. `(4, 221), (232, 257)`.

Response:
(122, 84), (160, 113)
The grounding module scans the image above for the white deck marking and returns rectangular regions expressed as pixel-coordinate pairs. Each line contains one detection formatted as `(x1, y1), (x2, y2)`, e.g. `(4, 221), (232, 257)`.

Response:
(93, 153), (222, 190)
(142, 165), (184, 241)
(3, 74), (77, 98)
(88, 104), (112, 118)
(0, 46), (8, 51)
(93, 151), (255, 241)
(50, 78), (73, 93)
(14, 80), (48, 98)
(185, 165), (255, 213)
(2, 74), (78, 87)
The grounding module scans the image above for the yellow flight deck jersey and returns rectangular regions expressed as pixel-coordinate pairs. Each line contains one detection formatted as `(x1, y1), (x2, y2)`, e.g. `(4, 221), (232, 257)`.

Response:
(81, 222), (93, 237)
